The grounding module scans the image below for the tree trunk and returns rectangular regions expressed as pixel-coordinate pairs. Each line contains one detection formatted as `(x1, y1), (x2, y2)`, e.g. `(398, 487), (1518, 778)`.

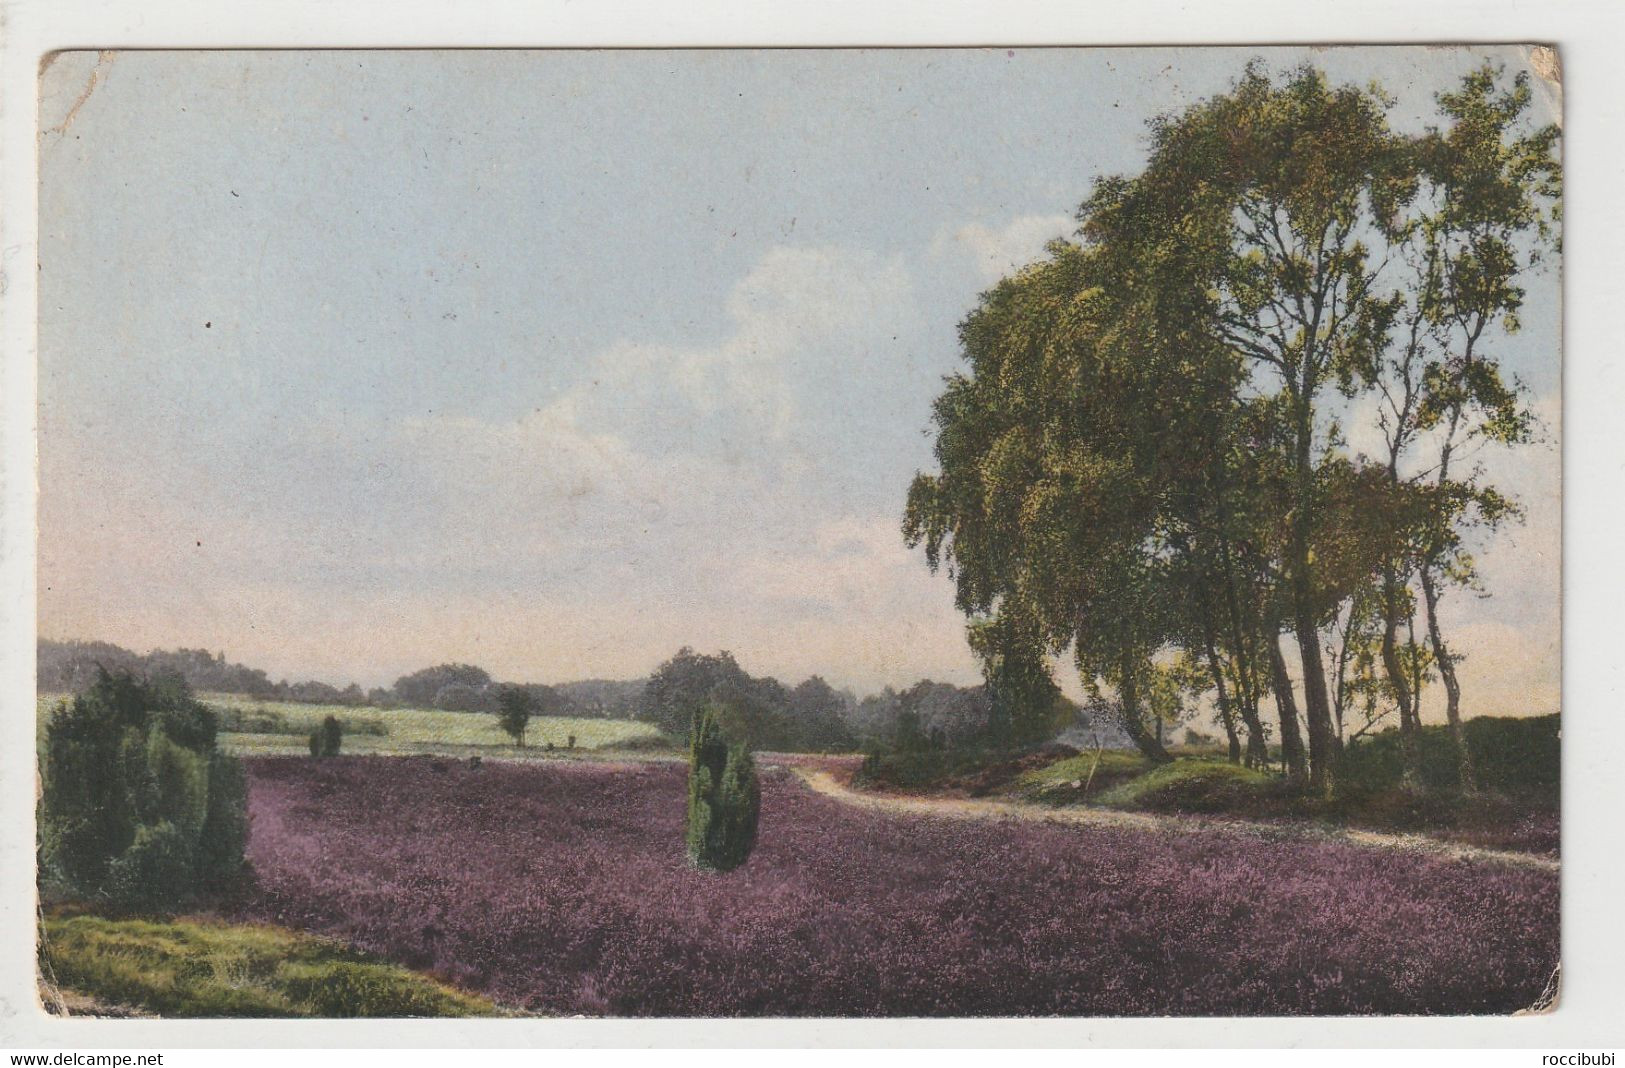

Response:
(1216, 541), (1269, 768)
(1208, 646), (1243, 764)
(1267, 634), (1309, 788)
(1199, 600), (1242, 764)
(1118, 656), (1174, 764)
(1237, 692), (1269, 770)
(1289, 573), (1337, 795)
(1287, 381), (1338, 796)
(1379, 570), (1423, 791)
(1423, 404), (1478, 796)
(1419, 564), (1477, 794)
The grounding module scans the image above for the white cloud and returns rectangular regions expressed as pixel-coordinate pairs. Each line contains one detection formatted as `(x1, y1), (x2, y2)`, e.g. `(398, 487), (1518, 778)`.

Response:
(931, 213), (1075, 283)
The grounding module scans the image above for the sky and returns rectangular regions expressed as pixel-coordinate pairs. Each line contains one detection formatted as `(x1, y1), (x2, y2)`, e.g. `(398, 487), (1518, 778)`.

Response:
(36, 46), (1561, 717)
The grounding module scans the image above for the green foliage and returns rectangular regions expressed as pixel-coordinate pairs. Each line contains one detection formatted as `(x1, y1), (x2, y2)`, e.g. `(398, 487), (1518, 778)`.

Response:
(39, 670), (249, 910)
(308, 715), (343, 758)
(1012, 751), (1155, 805)
(215, 704), (388, 737)
(902, 60), (1559, 795)
(685, 704), (760, 872)
(391, 663), (492, 708)
(40, 913), (496, 1017)
(142, 729), (210, 839)
(1095, 759), (1278, 813)
(644, 647), (855, 753)
(856, 745), (986, 790)
(969, 613), (1076, 747)
(197, 753), (249, 889)
(495, 685), (535, 747)
(185, 692), (667, 756)
(1341, 714), (1558, 795)
(106, 822), (196, 912)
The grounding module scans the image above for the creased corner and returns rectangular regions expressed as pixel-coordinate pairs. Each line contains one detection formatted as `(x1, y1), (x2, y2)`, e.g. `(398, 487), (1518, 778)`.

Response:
(40, 50), (116, 140)
(1515, 963), (1561, 1016)
(1529, 45), (1562, 87)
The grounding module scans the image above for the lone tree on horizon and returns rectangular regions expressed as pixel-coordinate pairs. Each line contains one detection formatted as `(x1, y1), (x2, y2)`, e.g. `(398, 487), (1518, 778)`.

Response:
(496, 685), (535, 748)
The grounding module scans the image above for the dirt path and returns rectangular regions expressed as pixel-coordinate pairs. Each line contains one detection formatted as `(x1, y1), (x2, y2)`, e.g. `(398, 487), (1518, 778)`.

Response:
(787, 766), (1560, 874)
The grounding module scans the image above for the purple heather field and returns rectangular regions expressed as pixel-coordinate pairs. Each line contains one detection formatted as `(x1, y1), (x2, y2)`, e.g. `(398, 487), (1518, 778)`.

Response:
(235, 756), (1558, 1017)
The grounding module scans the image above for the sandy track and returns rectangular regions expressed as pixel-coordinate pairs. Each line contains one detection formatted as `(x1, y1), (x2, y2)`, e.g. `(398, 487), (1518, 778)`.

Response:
(787, 766), (1560, 874)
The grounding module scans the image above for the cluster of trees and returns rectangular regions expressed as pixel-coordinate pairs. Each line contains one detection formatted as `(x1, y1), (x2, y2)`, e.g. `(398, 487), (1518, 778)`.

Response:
(905, 63), (1559, 797)
(637, 648), (1087, 754)
(849, 677), (1078, 752)
(638, 648), (858, 753)
(37, 642), (636, 721)
(39, 671), (248, 910)
(38, 640), (372, 707)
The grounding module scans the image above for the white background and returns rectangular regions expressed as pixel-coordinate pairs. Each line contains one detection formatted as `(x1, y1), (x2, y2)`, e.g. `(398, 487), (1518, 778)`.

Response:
(1, 0), (1621, 1051)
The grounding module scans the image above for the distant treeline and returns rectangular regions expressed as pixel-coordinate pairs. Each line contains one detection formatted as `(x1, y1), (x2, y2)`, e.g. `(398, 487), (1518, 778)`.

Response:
(37, 641), (372, 706)
(639, 647), (1087, 753)
(36, 641), (639, 720)
(39, 639), (1111, 753)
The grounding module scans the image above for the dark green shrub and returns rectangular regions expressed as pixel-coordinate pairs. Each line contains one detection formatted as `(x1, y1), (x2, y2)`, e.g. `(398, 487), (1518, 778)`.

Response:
(308, 716), (343, 757)
(1340, 714), (1559, 796)
(151, 687), (219, 752)
(686, 704), (760, 872)
(39, 670), (249, 910)
(321, 715), (343, 757)
(40, 697), (139, 891)
(197, 754), (249, 888)
(106, 821), (196, 911)
(142, 729), (210, 838)
(495, 685), (534, 747)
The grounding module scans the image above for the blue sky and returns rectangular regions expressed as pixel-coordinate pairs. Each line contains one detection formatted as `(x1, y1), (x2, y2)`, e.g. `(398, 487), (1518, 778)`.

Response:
(37, 46), (1560, 714)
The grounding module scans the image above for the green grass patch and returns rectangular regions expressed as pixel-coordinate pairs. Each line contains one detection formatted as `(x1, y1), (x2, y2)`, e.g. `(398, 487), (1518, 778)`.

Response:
(40, 913), (499, 1017)
(1094, 759), (1278, 813)
(1010, 751), (1153, 805)
(200, 695), (664, 752)
(39, 693), (671, 760)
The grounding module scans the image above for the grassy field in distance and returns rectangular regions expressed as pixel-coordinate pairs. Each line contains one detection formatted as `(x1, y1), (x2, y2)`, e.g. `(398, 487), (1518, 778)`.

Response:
(36, 693), (672, 759)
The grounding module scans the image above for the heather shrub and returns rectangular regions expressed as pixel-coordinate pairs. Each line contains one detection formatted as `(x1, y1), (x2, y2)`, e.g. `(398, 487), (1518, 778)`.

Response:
(686, 704), (760, 872)
(39, 669), (248, 910)
(234, 756), (1559, 1016)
